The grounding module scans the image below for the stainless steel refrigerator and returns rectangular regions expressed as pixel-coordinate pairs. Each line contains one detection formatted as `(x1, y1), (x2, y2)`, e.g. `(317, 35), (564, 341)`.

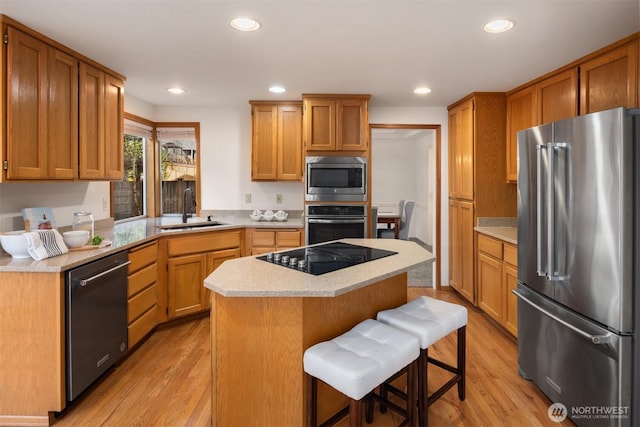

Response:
(515, 107), (640, 426)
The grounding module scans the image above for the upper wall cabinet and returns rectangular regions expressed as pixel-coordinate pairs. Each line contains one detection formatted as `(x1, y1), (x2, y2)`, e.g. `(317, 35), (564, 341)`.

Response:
(505, 33), (638, 183)
(505, 69), (578, 182)
(6, 27), (78, 180)
(250, 101), (302, 181)
(579, 40), (638, 115)
(1, 15), (126, 182)
(79, 62), (125, 180)
(303, 94), (370, 152)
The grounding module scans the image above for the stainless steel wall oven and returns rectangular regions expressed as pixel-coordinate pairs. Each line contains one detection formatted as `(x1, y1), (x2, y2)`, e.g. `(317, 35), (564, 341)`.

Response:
(305, 156), (367, 202)
(305, 204), (367, 245)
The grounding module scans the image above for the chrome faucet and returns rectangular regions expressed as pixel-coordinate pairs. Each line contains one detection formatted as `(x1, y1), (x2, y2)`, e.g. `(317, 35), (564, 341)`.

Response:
(182, 186), (195, 223)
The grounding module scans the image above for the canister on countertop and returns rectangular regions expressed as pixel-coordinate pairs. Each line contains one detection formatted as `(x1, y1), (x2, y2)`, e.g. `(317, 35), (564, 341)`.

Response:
(72, 211), (94, 238)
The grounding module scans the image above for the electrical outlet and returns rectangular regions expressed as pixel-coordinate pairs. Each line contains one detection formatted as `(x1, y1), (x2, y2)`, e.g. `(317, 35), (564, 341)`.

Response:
(102, 198), (108, 211)
(245, 193), (252, 203)
(276, 194), (283, 204)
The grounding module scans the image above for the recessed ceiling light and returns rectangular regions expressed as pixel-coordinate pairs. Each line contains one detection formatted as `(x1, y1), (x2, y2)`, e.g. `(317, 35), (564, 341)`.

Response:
(167, 87), (186, 95)
(414, 87), (432, 95)
(269, 86), (286, 94)
(230, 17), (261, 32)
(483, 19), (515, 33)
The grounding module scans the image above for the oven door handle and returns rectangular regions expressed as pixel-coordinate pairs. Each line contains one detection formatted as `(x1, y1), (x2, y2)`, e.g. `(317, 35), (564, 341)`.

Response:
(307, 218), (365, 224)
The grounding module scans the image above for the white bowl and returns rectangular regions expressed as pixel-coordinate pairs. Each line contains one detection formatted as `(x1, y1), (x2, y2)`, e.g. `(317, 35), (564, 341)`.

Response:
(0, 230), (30, 259)
(250, 213), (262, 221)
(262, 213), (274, 222)
(274, 212), (288, 221)
(63, 230), (90, 248)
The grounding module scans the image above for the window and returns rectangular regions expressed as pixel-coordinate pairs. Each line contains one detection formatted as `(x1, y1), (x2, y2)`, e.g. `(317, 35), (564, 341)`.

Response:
(112, 115), (200, 221)
(156, 125), (199, 216)
(113, 117), (153, 221)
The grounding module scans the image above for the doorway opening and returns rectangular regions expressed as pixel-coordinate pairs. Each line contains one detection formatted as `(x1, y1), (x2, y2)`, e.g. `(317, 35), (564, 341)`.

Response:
(370, 124), (441, 289)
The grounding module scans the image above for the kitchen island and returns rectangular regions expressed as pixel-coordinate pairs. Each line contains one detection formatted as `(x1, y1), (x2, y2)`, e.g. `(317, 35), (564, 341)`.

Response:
(204, 238), (433, 426)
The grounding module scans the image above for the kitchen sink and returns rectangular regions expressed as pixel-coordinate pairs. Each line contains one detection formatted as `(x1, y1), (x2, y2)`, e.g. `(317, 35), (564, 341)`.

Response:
(156, 221), (228, 230)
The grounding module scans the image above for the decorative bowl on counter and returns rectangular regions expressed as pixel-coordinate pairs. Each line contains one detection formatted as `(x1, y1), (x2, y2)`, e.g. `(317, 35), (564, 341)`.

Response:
(0, 230), (30, 259)
(274, 210), (288, 221)
(250, 209), (263, 221)
(262, 211), (274, 221)
(63, 230), (90, 248)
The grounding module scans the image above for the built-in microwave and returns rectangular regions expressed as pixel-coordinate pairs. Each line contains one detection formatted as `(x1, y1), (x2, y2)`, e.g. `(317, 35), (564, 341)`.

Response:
(305, 156), (367, 202)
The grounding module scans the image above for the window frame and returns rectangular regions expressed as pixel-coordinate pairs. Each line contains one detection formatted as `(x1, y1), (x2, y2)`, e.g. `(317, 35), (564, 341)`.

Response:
(112, 113), (201, 220)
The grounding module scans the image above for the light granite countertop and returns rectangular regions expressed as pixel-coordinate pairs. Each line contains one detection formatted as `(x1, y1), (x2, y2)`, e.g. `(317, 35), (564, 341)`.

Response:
(0, 212), (304, 273)
(474, 217), (517, 245)
(204, 238), (434, 298)
(474, 227), (517, 245)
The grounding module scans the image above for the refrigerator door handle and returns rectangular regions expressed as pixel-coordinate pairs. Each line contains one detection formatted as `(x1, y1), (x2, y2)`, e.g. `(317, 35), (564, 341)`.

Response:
(547, 142), (569, 281)
(513, 289), (613, 345)
(535, 144), (546, 277)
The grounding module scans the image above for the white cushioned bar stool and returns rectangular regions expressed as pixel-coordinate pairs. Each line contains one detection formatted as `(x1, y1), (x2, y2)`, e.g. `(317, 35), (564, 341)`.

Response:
(377, 296), (468, 427)
(303, 318), (420, 427)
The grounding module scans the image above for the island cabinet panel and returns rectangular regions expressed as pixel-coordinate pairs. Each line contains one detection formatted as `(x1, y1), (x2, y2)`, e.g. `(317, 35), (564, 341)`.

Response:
(165, 230), (242, 319)
(5, 27), (78, 180)
(475, 233), (518, 337)
(1, 17), (125, 182)
(250, 101), (302, 181)
(303, 94), (369, 152)
(127, 241), (158, 348)
(210, 274), (407, 427)
(0, 272), (66, 426)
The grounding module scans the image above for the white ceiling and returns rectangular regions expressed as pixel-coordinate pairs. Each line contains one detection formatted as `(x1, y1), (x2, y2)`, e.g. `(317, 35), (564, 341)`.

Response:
(1, 1), (638, 108)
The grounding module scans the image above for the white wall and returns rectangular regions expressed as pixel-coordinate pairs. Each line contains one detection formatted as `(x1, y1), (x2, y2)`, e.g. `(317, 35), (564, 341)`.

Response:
(371, 130), (434, 247)
(369, 107), (449, 287)
(0, 98), (449, 286)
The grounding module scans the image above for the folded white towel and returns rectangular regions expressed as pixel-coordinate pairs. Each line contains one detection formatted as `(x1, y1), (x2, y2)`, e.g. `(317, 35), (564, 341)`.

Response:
(24, 230), (69, 260)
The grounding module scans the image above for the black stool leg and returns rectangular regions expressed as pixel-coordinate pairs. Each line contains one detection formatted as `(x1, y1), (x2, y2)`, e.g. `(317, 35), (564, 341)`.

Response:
(419, 348), (428, 427)
(458, 326), (466, 401)
(349, 399), (363, 427)
(307, 374), (317, 427)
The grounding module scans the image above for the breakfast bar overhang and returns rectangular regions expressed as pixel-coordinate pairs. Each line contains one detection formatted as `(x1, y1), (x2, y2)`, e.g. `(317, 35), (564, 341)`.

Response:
(204, 238), (434, 426)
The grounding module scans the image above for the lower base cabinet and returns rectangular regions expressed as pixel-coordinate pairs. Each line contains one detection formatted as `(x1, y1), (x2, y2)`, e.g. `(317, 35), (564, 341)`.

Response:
(476, 233), (518, 336)
(165, 230), (242, 319)
(127, 241), (159, 348)
(246, 228), (303, 255)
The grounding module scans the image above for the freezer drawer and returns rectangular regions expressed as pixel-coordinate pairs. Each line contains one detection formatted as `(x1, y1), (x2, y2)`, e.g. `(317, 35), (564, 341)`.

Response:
(515, 285), (632, 426)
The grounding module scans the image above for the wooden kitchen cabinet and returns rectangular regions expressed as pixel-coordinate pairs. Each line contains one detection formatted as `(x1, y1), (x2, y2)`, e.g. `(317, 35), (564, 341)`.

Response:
(476, 233), (518, 336)
(448, 98), (474, 200)
(246, 228), (303, 255)
(505, 69), (578, 183)
(303, 94), (370, 152)
(127, 241), (158, 348)
(79, 62), (125, 180)
(447, 93), (517, 305)
(505, 34), (639, 183)
(250, 101), (302, 181)
(5, 27), (78, 180)
(449, 199), (475, 303)
(165, 230), (242, 319)
(579, 39), (638, 115)
(1, 16), (125, 182)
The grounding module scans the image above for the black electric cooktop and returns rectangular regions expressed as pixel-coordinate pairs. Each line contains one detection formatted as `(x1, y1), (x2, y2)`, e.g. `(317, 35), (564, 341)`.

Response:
(256, 241), (398, 275)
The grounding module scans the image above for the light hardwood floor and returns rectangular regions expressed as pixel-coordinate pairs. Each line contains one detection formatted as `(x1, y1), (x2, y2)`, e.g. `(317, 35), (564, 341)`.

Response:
(53, 288), (574, 426)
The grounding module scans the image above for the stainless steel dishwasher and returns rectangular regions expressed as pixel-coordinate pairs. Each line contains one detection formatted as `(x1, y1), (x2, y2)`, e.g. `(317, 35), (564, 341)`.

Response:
(65, 251), (130, 401)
